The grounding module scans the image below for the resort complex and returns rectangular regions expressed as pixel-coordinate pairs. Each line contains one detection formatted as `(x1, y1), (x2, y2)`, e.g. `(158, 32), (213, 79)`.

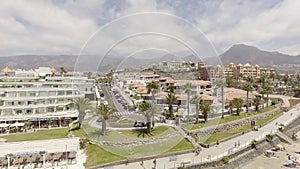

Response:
(0, 60), (299, 169)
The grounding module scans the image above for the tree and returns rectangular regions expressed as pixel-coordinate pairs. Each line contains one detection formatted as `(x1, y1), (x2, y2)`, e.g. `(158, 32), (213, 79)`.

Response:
(232, 98), (243, 116)
(216, 78), (226, 118)
(253, 97), (261, 112)
(96, 103), (115, 135)
(73, 98), (92, 129)
(263, 82), (273, 107)
(165, 92), (178, 120)
(138, 101), (152, 133)
(191, 95), (203, 124)
(200, 102), (211, 122)
(259, 87), (266, 109)
(60, 67), (67, 76)
(146, 80), (159, 103)
(184, 82), (192, 124)
(243, 82), (253, 113)
(146, 80), (159, 127)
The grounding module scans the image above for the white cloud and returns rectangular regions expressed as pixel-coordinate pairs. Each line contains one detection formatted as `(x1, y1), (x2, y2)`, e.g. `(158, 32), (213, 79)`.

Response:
(0, 0), (300, 57)
(0, 1), (98, 55)
(197, 0), (300, 55)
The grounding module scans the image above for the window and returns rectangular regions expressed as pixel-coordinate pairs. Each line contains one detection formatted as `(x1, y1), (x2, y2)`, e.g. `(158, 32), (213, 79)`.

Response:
(29, 92), (36, 97)
(57, 91), (64, 95)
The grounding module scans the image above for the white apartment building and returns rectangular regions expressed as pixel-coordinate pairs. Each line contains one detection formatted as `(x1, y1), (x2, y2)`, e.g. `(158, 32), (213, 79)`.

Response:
(0, 67), (95, 119)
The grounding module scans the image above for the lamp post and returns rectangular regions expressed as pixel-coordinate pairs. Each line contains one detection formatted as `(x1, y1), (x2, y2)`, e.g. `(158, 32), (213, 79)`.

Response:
(7, 156), (10, 169)
(65, 144), (68, 169)
(42, 153), (46, 168)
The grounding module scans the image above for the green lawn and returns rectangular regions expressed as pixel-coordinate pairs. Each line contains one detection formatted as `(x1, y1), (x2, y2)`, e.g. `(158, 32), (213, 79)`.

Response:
(85, 144), (125, 167)
(199, 111), (282, 144)
(166, 138), (194, 153)
(118, 119), (135, 123)
(0, 128), (68, 142)
(117, 126), (169, 138)
(72, 127), (88, 138)
(184, 106), (277, 131)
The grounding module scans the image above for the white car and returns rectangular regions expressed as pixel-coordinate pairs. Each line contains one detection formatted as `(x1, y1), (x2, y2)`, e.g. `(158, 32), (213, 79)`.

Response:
(103, 100), (108, 105)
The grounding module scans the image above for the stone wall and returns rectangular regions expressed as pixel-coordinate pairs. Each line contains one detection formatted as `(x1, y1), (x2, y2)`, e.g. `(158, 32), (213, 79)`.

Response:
(289, 99), (300, 107)
(98, 133), (180, 147)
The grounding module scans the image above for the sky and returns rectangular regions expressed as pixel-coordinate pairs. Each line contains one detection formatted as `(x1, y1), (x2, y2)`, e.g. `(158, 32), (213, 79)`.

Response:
(1, 0), (300, 57)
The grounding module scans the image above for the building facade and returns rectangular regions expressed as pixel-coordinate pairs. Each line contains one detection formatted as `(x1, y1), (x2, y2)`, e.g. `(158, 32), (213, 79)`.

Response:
(0, 67), (94, 119)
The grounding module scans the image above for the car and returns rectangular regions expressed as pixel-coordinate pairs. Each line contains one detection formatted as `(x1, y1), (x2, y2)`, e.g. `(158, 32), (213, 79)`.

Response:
(103, 100), (108, 105)
(134, 121), (146, 127)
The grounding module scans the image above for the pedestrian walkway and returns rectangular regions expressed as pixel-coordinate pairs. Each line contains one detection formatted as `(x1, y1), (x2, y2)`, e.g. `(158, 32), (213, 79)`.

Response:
(104, 103), (300, 169)
(173, 126), (199, 148)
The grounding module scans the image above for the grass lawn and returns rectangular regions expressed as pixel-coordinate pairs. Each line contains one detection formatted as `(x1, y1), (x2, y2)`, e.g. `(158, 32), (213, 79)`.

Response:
(184, 106), (277, 131)
(0, 128), (68, 142)
(85, 144), (125, 167)
(118, 126), (169, 138)
(199, 111), (282, 144)
(166, 138), (194, 153)
(118, 119), (135, 123)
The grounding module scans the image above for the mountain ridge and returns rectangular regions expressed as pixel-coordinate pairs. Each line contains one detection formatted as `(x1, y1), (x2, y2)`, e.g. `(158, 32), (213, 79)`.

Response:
(0, 44), (299, 72)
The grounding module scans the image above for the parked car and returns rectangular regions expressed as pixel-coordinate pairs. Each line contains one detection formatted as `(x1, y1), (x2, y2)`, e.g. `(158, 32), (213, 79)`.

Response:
(134, 121), (146, 127)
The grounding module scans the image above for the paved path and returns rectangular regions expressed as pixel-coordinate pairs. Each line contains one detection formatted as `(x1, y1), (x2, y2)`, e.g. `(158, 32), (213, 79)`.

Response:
(102, 104), (300, 169)
(0, 137), (84, 169)
(0, 138), (80, 156)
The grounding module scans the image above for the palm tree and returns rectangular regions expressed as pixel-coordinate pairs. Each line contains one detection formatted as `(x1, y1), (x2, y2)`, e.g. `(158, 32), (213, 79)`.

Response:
(165, 92), (177, 120)
(232, 98), (244, 116)
(73, 98), (92, 129)
(96, 103), (115, 135)
(253, 97), (261, 111)
(216, 79), (226, 119)
(264, 82), (273, 107)
(146, 80), (159, 103)
(259, 87), (266, 109)
(146, 80), (159, 127)
(138, 101), (152, 133)
(184, 82), (192, 124)
(191, 95), (202, 124)
(243, 82), (253, 113)
(200, 102), (210, 122)
(60, 67), (67, 76)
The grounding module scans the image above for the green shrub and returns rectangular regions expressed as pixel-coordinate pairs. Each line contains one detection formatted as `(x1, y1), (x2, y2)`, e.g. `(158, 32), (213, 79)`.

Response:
(251, 139), (258, 148)
(266, 134), (273, 142)
(221, 156), (229, 164)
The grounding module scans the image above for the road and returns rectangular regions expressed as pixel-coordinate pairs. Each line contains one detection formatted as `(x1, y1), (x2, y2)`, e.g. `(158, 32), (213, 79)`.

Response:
(102, 104), (300, 169)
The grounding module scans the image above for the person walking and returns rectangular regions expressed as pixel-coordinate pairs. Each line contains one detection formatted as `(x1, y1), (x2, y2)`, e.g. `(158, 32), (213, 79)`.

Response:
(153, 159), (157, 169)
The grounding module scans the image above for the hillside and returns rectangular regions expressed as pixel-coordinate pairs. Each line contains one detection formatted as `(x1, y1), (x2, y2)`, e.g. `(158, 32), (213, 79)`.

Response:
(220, 44), (300, 66)
(0, 44), (299, 72)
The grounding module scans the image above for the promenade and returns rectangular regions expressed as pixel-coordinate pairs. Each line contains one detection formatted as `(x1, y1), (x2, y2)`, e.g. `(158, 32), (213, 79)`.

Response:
(105, 104), (300, 169)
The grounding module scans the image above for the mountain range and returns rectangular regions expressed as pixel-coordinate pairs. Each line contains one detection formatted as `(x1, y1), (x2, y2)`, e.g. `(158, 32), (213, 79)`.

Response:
(0, 44), (299, 72)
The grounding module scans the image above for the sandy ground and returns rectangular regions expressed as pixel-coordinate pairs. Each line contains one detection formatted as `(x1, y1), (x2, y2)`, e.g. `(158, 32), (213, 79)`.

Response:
(242, 139), (300, 169)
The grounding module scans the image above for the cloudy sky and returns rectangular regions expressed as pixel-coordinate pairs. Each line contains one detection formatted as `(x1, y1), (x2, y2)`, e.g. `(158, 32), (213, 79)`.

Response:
(1, 0), (300, 57)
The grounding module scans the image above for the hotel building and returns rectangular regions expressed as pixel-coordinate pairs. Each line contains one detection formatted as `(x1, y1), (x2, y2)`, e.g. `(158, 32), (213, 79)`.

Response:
(0, 67), (95, 121)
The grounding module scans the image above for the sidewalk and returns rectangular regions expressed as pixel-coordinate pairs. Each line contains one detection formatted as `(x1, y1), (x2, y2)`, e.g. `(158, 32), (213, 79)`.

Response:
(104, 104), (300, 169)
